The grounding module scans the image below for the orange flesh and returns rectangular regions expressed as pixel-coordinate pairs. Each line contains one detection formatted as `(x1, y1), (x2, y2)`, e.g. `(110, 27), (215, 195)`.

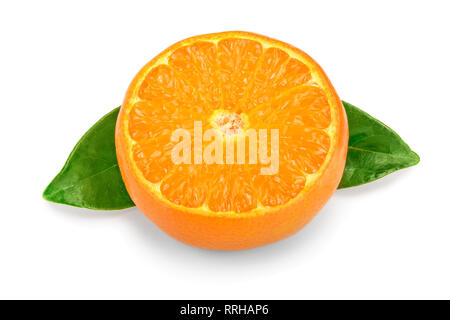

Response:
(125, 35), (335, 214)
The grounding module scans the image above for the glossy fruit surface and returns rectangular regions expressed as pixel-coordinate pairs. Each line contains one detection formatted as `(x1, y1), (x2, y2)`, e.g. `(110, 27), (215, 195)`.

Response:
(116, 31), (348, 250)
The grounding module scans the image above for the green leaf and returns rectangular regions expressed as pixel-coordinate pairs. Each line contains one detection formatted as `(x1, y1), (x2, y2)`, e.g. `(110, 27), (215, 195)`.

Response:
(338, 101), (420, 189)
(44, 101), (420, 209)
(43, 107), (135, 210)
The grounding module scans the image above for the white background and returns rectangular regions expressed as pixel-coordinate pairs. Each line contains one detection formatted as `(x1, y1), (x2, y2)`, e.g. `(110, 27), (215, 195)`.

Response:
(1, 0), (449, 300)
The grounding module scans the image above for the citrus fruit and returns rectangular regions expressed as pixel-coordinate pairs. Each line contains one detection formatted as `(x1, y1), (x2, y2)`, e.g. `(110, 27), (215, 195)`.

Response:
(115, 31), (348, 250)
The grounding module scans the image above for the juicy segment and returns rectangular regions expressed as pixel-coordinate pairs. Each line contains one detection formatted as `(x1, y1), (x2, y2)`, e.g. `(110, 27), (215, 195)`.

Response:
(127, 37), (333, 213)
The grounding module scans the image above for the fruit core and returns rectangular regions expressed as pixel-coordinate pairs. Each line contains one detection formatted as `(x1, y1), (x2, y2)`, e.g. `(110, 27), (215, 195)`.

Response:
(210, 109), (248, 135)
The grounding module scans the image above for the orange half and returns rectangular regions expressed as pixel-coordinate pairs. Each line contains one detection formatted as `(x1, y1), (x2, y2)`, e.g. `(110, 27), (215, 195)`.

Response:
(116, 31), (348, 250)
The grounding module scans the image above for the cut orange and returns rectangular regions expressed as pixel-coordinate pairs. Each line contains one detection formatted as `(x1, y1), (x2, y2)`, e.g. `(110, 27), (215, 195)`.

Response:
(116, 31), (348, 250)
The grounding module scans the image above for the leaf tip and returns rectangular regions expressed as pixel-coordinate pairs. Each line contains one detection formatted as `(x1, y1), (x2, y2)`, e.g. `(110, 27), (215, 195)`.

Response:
(410, 150), (421, 166)
(42, 182), (55, 202)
